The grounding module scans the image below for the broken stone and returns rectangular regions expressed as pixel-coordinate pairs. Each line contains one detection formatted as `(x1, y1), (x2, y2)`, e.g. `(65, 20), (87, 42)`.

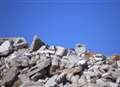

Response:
(75, 43), (86, 56)
(78, 75), (87, 87)
(18, 74), (30, 83)
(77, 57), (87, 65)
(0, 41), (13, 56)
(10, 56), (29, 67)
(13, 37), (28, 49)
(117, 61), (120, 68)
(55, 46), (66, 56)
(93, 53), (106, 61)
(26, 58), (50, 77)
(2, 66), (19, 87)
(61, 55), (80, 68)
(44, 75), (58, 87)
(31, 35), (45, 51)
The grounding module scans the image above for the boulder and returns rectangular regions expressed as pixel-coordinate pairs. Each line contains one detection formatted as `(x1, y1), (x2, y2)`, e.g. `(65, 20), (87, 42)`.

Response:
(31, 35), (45, 51)
(0, 41), (13, 56)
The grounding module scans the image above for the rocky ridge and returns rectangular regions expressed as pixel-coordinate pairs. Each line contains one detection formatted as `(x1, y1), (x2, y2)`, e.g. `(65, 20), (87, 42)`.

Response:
(0, 35), (120, 87)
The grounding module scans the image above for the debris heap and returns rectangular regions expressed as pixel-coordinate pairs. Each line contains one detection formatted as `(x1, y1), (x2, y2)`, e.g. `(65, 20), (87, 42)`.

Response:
(0, 35), (120, 87)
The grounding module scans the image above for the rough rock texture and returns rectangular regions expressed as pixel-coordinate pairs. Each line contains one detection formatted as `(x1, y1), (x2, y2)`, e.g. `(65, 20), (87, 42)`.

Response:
(0, 36), (120, 87)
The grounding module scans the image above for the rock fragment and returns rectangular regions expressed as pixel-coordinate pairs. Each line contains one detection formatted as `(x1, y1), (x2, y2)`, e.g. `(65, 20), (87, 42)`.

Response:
(75, 43), (86, 56)
(2, 66), (19, 87)
(31, 35), (45, 51)
(55, 46), (66, 56)
(13, 37), (28, 49)
(0, 41), (13, 56)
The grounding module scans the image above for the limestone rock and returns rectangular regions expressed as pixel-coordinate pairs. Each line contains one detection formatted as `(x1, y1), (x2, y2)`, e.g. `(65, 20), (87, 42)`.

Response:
(31, 35), (45, 51)
(0, 41), (13, 56)
(2, 66), (19, 87)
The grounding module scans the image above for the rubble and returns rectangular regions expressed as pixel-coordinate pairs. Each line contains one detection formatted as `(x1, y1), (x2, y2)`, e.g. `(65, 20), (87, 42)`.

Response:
(0, 36), (120, 87)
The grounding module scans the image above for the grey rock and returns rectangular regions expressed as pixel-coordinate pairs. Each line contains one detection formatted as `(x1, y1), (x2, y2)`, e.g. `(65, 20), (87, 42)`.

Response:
(13, 37), (28, 49)
(2, 66), (19, 87)
(30, 69), (47, 81)
(117, 61), (120, 68)
(55, 46), (66, 56)
(50, 55), (60, 74)
(71, 75), (79, 83)
(26, 58), (50, 77)
(18, 74), (30, 83)
(44, 75), (58, 87)
(6, 50), (30, 67)
(20, 81), (43, 87)
(96, 78), (106, 87)
(31, 35), (45, 51)
(75, 43), (86, 56)
(78, 75), (87, 87)
(51, 55), (60, 66)
(0, 36), (120, 87)
(61, 55), (80, 68)
(103, 82), (118, 87)
(64, 83), (70, 87)
(93, 53), (106, 61)
(10, 56), (29, 67)
(19, 74), (44, 87)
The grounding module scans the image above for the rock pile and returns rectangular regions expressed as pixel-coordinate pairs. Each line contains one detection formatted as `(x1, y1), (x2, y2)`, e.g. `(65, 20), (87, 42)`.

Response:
(0, 35), (120, 87)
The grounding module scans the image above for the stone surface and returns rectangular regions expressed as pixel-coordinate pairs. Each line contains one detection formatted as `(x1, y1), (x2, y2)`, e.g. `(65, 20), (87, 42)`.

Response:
(0, 41), (13, 56)
(75, 43), (86, 56)
(31, 35), (45, 51)
(55, 46), (66, 56)
(2, 66), (19, 87)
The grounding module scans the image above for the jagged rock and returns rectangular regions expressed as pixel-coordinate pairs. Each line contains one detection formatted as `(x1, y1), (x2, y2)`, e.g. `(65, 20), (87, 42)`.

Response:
(20, 81), (44, 87)
(78, 75), (87, 87)
(0, 36), (120, 87)
(75, 43), (86, 56)
(93, 53), (106, 61)
(44, 75), (58, 87)
(55, 46), (66, 56)
(31, 35), (45, 51)
(103, 82), (118, 87)
(5, 50), (30, 68)
(61, 55), (81, 68)
(117, 61), (120, 68)
(13, 37), (28, 49)
(1, 66), (19, 87)
(0, 41), (13, 56)
(26, 58), (50, 77)
(18, 74), (30, 83)
(64, 83), (70, 87)
(50, 55), (60, 74)
(12, 79), (22, 87)
(10, 56), (29, 67)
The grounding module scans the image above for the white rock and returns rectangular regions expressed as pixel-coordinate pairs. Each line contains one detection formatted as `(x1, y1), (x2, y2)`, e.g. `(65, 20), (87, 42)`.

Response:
(75, 43), (86, 56)
(117, 61), (120, 68)
(0, 41), (13, 56)
(55, 46), (65, 56)
(77, 58), (87, 65)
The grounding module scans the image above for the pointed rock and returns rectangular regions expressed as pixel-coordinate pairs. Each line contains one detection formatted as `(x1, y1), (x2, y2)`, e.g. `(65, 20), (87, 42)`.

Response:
(31, 35), (45, 51)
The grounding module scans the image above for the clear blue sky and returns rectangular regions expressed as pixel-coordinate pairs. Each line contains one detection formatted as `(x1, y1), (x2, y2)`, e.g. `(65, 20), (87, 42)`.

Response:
(0, 0), (120, 55)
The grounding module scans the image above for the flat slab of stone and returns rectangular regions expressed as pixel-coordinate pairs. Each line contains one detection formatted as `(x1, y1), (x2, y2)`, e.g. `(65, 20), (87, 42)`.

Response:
(0, 41), (13, 56)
